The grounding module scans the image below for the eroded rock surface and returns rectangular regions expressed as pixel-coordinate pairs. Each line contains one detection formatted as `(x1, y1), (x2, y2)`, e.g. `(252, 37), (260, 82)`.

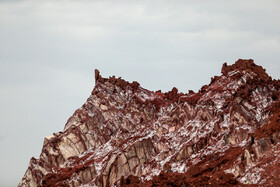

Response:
(19, 59), (280, 186)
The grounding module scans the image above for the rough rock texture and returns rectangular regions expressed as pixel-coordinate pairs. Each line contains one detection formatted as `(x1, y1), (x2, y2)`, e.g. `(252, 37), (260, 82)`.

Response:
(19, 59), (280, 186)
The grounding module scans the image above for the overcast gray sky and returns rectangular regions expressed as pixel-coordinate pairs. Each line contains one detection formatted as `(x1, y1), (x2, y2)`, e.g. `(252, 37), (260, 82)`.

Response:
(0, 0), (280, 186)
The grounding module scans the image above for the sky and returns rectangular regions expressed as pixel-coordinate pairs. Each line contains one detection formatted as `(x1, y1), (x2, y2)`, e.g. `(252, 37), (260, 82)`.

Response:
(0, 0), (280, 186)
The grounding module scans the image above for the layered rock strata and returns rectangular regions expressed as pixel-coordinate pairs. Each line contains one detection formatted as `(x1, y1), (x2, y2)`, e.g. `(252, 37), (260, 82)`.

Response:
(19, 59), (280, 186)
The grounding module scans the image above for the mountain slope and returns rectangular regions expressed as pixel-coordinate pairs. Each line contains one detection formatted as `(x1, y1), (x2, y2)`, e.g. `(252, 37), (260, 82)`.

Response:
(19, 59), (280, 186)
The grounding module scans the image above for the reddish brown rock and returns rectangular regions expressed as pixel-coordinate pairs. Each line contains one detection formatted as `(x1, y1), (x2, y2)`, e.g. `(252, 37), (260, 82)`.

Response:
(19, 59), (280, 186)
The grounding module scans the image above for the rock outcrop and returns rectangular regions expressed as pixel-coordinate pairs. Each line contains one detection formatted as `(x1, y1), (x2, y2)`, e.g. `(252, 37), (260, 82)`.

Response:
(19, 59), (280, 186)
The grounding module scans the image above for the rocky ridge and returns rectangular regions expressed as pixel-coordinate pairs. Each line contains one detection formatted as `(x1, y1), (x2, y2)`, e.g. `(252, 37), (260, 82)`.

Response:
(19, 59), (280, 186)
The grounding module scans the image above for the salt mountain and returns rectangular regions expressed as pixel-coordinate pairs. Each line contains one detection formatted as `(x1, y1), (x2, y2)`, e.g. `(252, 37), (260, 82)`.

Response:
(19, 59), (280, 186)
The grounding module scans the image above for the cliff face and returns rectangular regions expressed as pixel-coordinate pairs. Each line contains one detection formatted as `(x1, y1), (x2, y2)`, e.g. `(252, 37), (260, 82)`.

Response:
(19, 59), (280, 186)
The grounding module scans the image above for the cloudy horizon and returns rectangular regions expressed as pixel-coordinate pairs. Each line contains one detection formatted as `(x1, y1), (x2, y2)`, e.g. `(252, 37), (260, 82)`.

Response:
(0, 0), (280, 186)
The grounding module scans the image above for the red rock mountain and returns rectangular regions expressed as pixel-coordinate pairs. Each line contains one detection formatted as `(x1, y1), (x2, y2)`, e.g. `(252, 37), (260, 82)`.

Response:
(19, 59), (280, 186)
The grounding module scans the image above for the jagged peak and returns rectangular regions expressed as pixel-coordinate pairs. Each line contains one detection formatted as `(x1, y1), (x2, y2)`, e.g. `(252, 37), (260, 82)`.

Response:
(20, 59), (280, 187)
(221, 59), (271, 81)
(94, 69), (103, 83)
(94, 69), (141, 91)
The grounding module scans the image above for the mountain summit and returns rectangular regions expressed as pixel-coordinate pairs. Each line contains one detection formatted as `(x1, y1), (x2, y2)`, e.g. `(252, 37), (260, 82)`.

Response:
(19, 59), (280, 186)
